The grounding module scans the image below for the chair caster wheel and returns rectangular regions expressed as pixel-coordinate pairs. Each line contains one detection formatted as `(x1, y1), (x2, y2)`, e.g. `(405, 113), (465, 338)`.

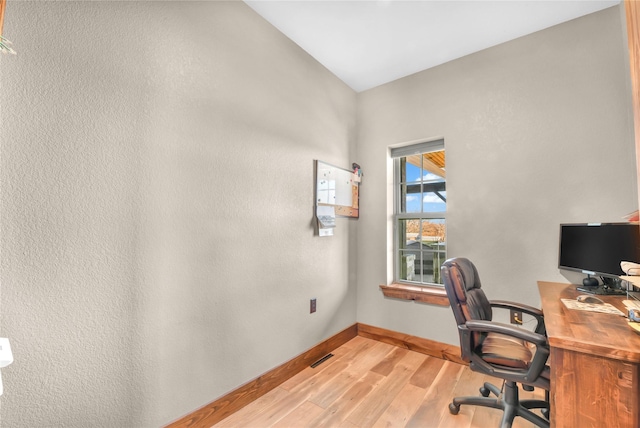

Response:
(480, 386), (490, 397)
(449, 403), (460, 415)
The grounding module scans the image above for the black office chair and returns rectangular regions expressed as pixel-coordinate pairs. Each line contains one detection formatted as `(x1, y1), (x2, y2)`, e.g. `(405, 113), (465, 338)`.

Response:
(441, 257), (550, 428)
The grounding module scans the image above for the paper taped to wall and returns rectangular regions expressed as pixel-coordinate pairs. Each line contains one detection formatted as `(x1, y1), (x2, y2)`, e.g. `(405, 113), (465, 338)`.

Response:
(317, 205), (336, 229)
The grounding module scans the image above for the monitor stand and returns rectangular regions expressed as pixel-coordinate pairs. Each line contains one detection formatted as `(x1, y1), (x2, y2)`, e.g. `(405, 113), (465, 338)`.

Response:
(576, 285), (627, 296)
(582, 275), (598, 288)
(577, 274), (628, 295)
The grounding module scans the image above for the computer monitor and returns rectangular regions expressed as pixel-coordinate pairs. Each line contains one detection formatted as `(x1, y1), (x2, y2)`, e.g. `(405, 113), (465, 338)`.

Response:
(558, 222), (640, 292)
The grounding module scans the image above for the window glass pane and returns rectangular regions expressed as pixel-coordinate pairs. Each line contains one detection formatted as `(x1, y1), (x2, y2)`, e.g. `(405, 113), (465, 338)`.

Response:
(398, 251), (416, 281)
(399, 159), (422, 214)
(417, 219), (446, 284)
(399, 218), (446, 284)
(402, 183), (422, 213)
(398, 219), (424, 250)
(422, 186), (446, 213)
(404, 161), (423, 183)
(420, 219), (446, 243)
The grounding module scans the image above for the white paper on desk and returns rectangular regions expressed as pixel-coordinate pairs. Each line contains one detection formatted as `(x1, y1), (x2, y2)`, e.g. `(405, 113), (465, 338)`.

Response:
(561, 299), (625, 316)
(316, 206), (336, 228)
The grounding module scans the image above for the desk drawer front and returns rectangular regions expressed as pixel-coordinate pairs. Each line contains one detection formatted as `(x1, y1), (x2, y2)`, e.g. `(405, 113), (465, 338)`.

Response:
(550, 347), (640, 428)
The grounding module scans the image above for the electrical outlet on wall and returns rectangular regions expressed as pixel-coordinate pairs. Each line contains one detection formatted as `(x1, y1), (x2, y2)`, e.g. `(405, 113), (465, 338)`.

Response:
(310, 298), (317, 314)
(510, 310), (523, 325)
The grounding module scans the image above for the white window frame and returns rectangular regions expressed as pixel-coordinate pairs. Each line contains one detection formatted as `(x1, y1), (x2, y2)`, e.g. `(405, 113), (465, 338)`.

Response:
(392, 139), (446, 287)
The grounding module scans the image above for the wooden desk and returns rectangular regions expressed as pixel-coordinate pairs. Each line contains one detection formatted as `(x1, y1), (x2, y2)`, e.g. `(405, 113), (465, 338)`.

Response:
(538, 281), (640, 428)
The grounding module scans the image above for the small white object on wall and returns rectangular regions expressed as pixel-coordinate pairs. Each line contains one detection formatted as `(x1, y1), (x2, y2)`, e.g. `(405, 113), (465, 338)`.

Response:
(0, 338), (14, 396)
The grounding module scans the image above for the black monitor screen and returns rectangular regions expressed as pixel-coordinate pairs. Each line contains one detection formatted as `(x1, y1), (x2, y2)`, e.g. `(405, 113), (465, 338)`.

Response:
(558, 223), (640, 278)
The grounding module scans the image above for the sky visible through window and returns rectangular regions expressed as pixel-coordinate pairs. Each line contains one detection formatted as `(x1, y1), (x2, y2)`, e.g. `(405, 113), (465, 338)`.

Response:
(404, 161), (446, 213)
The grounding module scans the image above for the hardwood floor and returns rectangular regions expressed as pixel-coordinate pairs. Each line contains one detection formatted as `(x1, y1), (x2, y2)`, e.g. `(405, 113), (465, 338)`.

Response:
(213, 336), (546, 428)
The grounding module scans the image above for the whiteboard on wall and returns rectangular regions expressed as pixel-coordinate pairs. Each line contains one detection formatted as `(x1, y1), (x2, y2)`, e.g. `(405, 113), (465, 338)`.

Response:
(315, 160), (359, 218)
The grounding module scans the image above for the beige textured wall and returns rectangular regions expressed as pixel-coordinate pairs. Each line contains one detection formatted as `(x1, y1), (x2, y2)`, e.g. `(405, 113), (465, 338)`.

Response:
(356, 5), (637, 343)
(1, 1), (637, 427)
(0, 2), (356, 426)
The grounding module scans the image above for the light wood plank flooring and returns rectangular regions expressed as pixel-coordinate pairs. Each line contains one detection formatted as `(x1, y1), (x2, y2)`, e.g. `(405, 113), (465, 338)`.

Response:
(213, 336), (546, 428)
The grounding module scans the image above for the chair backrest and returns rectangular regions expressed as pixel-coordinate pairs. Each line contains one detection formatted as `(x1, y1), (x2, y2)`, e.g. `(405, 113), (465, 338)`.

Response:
(442, 257), (493, 323)
(441, 257), (493, 360)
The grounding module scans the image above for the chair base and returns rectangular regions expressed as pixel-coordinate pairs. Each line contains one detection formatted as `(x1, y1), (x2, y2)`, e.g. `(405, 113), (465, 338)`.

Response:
(448, 380), (549, 428)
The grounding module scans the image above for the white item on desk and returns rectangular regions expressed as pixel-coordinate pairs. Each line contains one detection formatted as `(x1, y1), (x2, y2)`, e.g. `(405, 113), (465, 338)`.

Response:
(561, 298), (625, 316)
(623, 299), (640, 311)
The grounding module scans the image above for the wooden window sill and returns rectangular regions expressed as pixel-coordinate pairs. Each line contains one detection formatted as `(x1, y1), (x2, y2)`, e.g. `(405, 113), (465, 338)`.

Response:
(380, 283), (450, 306)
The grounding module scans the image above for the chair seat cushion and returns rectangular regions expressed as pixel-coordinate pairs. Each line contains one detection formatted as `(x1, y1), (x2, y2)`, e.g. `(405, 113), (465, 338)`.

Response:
(480, 332), (532, 369)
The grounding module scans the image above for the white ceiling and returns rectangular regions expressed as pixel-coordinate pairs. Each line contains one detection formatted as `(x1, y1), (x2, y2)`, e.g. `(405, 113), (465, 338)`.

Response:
(245, 0), (621, 92)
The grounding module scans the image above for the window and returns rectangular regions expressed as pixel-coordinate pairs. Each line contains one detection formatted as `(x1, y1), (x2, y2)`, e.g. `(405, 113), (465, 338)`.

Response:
(392, 140), (446, 286)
